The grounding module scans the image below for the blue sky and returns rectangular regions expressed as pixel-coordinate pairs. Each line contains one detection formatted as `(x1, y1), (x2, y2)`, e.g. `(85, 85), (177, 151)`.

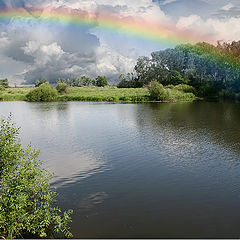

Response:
(0, 0), (239, 84)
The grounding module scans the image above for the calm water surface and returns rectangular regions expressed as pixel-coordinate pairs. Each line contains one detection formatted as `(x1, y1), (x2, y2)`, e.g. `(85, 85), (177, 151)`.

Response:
(0, 101), (240, 238)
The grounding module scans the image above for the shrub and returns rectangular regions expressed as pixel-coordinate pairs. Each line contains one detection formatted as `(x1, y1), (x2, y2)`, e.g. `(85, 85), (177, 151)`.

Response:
(149, 81), (169, 101)
(165, 84), (175, 89)
(56, 82), (68, 94)
(173, 84), (196, 93)
(26, 83), (58, 102)
(0, 115), (72, 239)
(0, 86), (5, 91)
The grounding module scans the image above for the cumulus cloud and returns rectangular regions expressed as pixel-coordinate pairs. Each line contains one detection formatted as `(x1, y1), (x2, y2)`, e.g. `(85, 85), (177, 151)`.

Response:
(221, 3), (234, 11)
(0, 0), (171, 84)
(176, 14), (240, 43)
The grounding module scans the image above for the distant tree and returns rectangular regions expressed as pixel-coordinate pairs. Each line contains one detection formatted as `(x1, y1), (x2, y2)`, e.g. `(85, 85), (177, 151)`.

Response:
(35, 78), (49, 87)
(117, 74), (127, 88)
(129, 41), (240, 98)
(81, 76), (92, 86)
(0, 79), (9, 88)
(91, 79), (96, 86)
(95, 76), (108, 87)
(117, 73), (139, 88)
(56, 80), (68, 94)
(163, 70), (188, 86)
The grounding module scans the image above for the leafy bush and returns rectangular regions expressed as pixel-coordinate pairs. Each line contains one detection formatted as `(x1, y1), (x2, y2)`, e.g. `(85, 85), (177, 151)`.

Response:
(0, 86), (5, 91)
(0, 116), (72, 239)
(149, 81), (196, 102)
(26, 83), (58, 102)
(149, 81), (169, 101)
(173, 84), (196, 93)
(56, 82), (68, 94)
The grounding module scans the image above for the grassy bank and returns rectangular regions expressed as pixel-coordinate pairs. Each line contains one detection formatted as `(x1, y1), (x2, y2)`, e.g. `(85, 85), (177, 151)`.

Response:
(0, 88), (32, 101)
(0, 86), (196, 102)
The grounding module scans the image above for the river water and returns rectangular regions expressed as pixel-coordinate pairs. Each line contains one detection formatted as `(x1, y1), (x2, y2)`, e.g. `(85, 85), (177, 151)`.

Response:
(0, 101), (240, 238)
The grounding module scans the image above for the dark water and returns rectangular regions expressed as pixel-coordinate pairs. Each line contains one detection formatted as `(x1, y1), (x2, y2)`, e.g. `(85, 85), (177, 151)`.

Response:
(1, 101), (240, 238)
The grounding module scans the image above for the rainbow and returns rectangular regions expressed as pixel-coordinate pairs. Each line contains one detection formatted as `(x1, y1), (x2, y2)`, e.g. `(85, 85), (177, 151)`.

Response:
(0, 7), (239, 72)
(0, 7), (211, 46)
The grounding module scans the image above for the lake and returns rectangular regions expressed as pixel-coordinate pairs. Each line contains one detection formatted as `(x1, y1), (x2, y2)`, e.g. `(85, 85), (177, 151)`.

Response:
(0, 101), (240, 238)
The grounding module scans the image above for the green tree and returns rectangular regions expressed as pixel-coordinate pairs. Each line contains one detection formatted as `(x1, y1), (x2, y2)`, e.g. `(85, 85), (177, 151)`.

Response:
(56, 78), (69, 94)
(95, 76), (108, 87)
(0, 79), (9, 88)
(0, 115), (72, 239)
(81, 76), (92, 86)
(163, 70), (188, 85)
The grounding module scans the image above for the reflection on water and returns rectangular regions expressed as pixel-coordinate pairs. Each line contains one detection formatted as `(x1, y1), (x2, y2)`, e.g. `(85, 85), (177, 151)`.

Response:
(0, 102), (110, 187)
(78, 192), (109, 210)
(48, 150), (108, 188)
(1, 101), (240, 238)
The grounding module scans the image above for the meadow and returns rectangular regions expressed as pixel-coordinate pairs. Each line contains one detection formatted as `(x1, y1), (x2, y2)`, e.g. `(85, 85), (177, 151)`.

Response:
(0, 85), (196, 103)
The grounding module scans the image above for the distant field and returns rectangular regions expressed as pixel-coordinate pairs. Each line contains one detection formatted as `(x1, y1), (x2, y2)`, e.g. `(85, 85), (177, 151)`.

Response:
(0, 88), (33, 101)
(60, 86), (150, 102)
(0, 86), (195, 102)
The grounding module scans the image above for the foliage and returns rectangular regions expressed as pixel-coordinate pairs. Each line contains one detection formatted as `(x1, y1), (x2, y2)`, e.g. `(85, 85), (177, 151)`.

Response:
(149, 81), (169, 101)
(56, 80), (68, 94)
(123, 40), (240, 99)
(149, 81), (195, 102)
(163, 71), (188, 85)
(95, 76), (108, 87)
(0, 116), (72, 239)
(0, 79), (9, 88)
(171, 84), (196, 94)
(0, 88), (32, 101)
(35, 78), (49, 87)
(1, 86), (196, 103)
(0, 86), (5, 91)
(26, 83), (58, 102)
(68, 76), (94, 87)
(117, 74), (138, 88)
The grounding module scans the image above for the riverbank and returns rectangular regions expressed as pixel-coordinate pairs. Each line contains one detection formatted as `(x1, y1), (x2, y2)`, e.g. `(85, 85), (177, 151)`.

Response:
(0, 86), (196, 102)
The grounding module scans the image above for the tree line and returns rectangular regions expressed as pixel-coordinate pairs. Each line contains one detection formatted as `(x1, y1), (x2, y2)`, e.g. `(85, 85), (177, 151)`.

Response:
(118, 41), (240, 99)
(35, 75), (108, 88)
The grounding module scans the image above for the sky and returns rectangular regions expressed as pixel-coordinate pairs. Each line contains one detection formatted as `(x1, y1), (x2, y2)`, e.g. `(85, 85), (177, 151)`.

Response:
(0, 0), (240, 85)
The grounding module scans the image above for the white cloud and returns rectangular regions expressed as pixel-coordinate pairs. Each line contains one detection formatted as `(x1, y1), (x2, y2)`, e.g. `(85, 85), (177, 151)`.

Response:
(176, 15), (202, 30)
(221, 3), (234, 11)
(159, 0), (178, 6)
(0, 0), (171, 84)
(176, 14), (240, 43)
(95, 42), (137, 80)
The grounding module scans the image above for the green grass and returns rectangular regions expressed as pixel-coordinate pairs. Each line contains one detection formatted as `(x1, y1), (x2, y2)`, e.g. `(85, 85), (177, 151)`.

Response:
(0, 88), (32, 101)
(0, 86), (196, 102)
(59, 86), (150, 102)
